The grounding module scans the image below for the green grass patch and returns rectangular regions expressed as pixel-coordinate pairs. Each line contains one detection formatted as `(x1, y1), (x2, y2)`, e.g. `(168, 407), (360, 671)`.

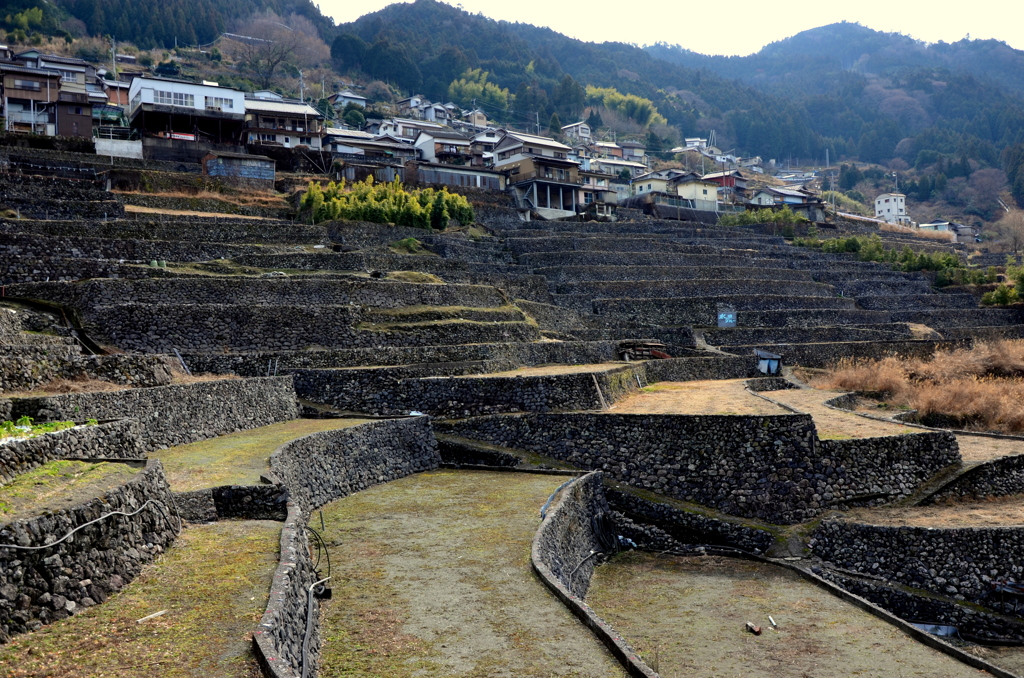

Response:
(0, 519), (280, 678)
(150, 418), (372, 492)
(0, 460), (139, 525)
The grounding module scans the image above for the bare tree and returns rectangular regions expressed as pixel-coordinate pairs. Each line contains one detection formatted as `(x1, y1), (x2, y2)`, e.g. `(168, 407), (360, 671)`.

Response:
(232, 12), (327, 90)
(995, 210), (1024, 254)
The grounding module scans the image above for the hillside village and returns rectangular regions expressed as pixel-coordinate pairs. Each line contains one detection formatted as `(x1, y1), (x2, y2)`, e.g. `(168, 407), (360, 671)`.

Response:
(0, 38), (1009, 239)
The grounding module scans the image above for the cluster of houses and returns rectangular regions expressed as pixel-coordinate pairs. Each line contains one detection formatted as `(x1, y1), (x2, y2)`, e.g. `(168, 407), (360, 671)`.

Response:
(1, 52), (834, 220)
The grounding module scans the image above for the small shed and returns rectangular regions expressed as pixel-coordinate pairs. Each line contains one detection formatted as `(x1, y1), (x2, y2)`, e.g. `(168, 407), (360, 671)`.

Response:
(202, 151), (275, 189)
(754, 349), (782, 375)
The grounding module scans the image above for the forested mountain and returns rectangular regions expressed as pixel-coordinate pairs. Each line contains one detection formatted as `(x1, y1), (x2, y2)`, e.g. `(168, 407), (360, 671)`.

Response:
(4, 0), (335, 49)
(332, 2), (1024, 174)
(647, 23), (1024, 97)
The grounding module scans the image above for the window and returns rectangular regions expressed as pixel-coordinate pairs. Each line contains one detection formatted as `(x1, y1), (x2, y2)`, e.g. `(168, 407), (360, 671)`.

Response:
(59, 70), (77, 83)
(155, 90), (173, 105)
(702, 189), (707, 195)
(13, 79), (42, 91)
(584, 192), (593, 204)
(173, 92), (194, 107)
(259, 133), (275, 142)
(204, 96), (233, 110)
(300, 137), (312, 145)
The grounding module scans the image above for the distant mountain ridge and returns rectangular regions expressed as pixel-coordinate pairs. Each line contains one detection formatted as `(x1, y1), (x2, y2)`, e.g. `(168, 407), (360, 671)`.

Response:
(646, 23), (1024, 96)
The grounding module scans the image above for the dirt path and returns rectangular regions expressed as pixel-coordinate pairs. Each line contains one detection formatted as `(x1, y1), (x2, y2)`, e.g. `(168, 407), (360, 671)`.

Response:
(122, 204), (273, 219)
(610, 379), (787, 415)
(151, 418), (372, 491)
(845, 494), (1024, 528)
(0, 519), (280, 678)
(587, 552), (981, 678)
(317, 469), (628, 678)
(769, 388), (1024, 460)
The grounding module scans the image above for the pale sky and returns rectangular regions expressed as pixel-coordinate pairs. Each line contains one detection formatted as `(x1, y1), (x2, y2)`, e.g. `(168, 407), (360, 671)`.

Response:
(318, 0), (1024, 56)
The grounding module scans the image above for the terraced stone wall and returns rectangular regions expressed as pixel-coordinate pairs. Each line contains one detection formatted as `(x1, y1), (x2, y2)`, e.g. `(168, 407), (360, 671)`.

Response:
(181, 340), (621, 374)
(11, 278), (507, 310)
(0, 217), (328, 244)
(252, 500), (320, 678)
(0, 351), (175, 394)
(0, 420), (143, 485)
(269, 416), (440, 515)
(291, 364), (637, 417)
(0, 460), (177, 641)
(9, 376), (299, 452)
(820, 569), (1024, 644)
(437, 414), (958, 524)
(927, 452), (1024, 502)
(0, 231), (267, 264)
(727, 340), (960, 368)
(76, 304), (538, 353)
(811, 521), (1024, 607)
(604, 487), (774, 554)
(118, 193), (290, 219)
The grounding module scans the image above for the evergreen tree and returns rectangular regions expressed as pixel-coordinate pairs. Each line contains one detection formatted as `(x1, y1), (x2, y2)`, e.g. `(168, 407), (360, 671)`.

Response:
(548, 112), (562, 137)
(430, 192), (449, 230)
(586, 109), (603, 132)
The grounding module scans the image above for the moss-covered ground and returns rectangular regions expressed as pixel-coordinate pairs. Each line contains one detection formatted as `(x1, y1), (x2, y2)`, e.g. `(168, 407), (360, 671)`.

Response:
(317, 469), (627, 677)
(0, 519), (281, 678)
(586, 552), (980, 677)
(0, 460), (140, 525)
(150, 418), (371, 492)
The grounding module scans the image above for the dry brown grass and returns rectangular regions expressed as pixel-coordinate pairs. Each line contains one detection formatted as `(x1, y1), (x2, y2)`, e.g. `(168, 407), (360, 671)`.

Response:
(114, 189), (287, 207)
(817, 340), (1024, 432)
(2, 377), (128, 398)
(879, 222), (957, 242)
(171, 372), (241, 385)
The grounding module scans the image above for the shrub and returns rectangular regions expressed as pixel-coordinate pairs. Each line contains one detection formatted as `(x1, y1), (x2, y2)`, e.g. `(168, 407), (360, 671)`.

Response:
(717, 206), (808, 227)
(301, 177), (474, 229)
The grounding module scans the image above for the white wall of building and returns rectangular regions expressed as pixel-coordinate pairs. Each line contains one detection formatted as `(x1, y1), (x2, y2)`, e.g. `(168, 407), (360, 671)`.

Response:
(128, 77), (245, 118)
(94, 138), (143, 159)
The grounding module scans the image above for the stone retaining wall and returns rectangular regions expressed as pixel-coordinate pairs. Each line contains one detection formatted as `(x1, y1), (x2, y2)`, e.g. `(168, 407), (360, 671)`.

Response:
(9, 377), (299, 452)
(926, 453), (1024, 503)
(181, 341), (622, 373)
(78, 303), (538, 353)
(252, 500), (320, 678)
(605, 487), (773, 554)
(0, 231), (268, 264)
(820, 569), (1024, 644)
(10, 277), (507, 311)
(436, 414), (958, 524)
(722, 340), (957, 368)
(811, 520), (1024, 606)
(269, 417), (440, 515)
(0, 460), (177, 641)
(292, 364), (638, 417)
(0, 352), (175, 394)
(0, 217), (328, 245)
(530, 471), (657, 678)
(0, 420), (143, 486)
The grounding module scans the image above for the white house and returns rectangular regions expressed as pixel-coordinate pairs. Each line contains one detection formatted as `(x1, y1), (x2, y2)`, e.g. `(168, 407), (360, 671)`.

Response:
(414, 128), (472, 164)
(329, 89), (367, 109)
(493, 131), (573, 165)
(874, 192), (910, 225)
(378, 117), (444, 141)
(561, 121), (591, 140)
(127, 76), (245, 144)
(243, 96), (324, 149)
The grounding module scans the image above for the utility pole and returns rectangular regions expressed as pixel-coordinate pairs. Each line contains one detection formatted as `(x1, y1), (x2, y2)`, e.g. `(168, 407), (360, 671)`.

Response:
(299, 70), (305, 102)
(110, 38), (117, 81)
(535, 112), (539, 135)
